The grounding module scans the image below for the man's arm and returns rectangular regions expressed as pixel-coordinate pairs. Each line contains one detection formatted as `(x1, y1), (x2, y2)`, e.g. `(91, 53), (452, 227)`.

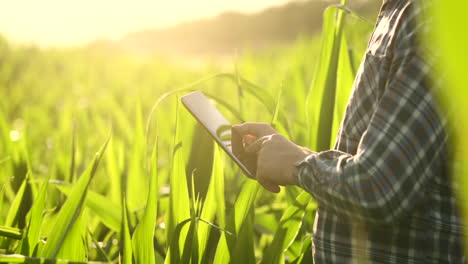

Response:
(296, 18), (444, 224)
(235, 3), (445, 224)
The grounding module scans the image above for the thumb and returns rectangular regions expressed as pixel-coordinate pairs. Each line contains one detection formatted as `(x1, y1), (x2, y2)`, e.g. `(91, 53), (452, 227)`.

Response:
(245, 135), (270, 153)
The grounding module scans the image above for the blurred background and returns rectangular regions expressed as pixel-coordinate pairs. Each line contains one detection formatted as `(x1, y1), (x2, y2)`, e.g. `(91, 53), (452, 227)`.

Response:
(0, 0), (379, 58)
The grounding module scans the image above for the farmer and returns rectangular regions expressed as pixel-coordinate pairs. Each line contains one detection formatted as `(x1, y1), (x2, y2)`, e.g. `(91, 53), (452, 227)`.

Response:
(233, 0), (465, 262)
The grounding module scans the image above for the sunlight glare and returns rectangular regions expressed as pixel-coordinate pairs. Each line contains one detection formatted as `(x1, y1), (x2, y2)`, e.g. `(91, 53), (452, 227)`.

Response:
(0, 0), (292, 47)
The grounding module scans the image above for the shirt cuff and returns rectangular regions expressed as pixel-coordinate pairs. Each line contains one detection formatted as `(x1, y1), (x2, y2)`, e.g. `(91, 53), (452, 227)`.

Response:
(294, 153), (321, 193)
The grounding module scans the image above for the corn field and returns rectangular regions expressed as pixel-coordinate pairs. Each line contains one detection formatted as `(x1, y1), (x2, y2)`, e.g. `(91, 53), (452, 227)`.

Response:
(0, 0), (466, 263)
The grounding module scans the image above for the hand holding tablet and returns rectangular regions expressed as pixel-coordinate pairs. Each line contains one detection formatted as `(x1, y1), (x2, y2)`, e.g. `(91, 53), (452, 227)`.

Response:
(182, 91), (309, 193)
(181, 91), (258, 179)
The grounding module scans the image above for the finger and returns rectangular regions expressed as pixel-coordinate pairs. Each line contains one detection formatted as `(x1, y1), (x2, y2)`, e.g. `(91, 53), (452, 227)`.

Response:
(243, 134), (257, 145)
(245, 136), (269, 153)
(232, 123), (261, 136)
(232, 123), (273, 137)
(258, 179), (281, 193)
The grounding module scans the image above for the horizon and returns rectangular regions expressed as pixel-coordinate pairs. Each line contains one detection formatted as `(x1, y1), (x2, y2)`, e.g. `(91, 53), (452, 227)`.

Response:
(0, 0), (296, 47)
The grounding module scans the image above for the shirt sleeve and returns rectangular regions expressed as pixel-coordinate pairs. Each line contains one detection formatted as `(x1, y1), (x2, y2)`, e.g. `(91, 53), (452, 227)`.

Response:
(296, 6), (446, 224)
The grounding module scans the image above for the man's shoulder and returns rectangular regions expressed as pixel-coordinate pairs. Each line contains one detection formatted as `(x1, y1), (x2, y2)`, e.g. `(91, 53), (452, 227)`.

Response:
(393, 0), (434, 53)
(374, 0), (433, 58)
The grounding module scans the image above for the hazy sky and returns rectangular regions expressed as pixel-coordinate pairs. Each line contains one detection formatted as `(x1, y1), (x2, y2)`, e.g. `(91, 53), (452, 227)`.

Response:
(0, 0), (293, 47)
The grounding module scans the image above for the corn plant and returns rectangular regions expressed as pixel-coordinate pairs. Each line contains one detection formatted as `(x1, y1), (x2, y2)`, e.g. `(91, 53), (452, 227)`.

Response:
(6, 1), (465, 263)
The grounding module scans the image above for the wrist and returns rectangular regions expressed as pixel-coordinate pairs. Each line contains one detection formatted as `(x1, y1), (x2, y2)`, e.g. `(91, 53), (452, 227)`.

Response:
(291, 146), (312, 186)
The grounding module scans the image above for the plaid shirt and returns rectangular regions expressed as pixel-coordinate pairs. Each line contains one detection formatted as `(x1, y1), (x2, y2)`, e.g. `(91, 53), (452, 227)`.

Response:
(297, 0), (465, 263)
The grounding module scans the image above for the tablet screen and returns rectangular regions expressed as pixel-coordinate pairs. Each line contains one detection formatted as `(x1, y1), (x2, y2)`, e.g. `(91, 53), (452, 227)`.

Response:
(181, 91), (256, 178)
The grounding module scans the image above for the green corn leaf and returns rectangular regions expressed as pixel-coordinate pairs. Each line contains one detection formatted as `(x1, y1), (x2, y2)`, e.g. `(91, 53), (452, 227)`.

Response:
(234, 58), (245, 116)
(214, 180), (259, 263)
(86, 228), (112, 263)
(292, 235), (312, 264)
(262, 191), (311, 263)
(231, 213), (255, 264)
(254, 212), (278, 235)
(0, 253), (107, 263)
(0, 226), (22, 240)
(197, 145), (224, 263)
(316, 6), (346, 151)
(180, 216), (198, 264)
(233, 180), (259, 235)
(121, 197), (132, 264)
(330, 33), (355, 146)
(0, 108), (11, 155)
(305, 7), (337, 149)
(165, 104), (191, 263)
(270, 81), (290, 138)
(4, 173), (29, 228)
(271, 81), (283, 127)
(0, 184), (4, 224)
(105, 138), (123, 205)
(55, 210), (87, 262)
(214, 153), (226, 230)
(1, 172), (31, 249)
(127, 102), (148, 212)
(229, 179), (259, 257)
(68, 125), (76, 183)
(212, 233), (230, 264)
(166, 218), (192, 264)
(180, 173), (199, 264)
(19, 172), (51, 256)
(131, 140), (158, 264)
(306, 6), (347, 150)
(54, 183), (122, 232)
(39, 133), (110, 259)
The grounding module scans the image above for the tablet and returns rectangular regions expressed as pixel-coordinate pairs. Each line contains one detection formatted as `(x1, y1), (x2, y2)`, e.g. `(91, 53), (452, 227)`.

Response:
(181, 91), (257, 179)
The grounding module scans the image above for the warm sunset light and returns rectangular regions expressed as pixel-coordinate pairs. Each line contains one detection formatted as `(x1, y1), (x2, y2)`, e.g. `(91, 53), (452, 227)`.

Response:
(1, 0), (465, 263)
(0, 0), (292, 46)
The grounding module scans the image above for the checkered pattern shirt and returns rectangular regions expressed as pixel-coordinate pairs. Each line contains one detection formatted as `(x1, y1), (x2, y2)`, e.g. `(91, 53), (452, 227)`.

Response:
(296, 0), (465, 263)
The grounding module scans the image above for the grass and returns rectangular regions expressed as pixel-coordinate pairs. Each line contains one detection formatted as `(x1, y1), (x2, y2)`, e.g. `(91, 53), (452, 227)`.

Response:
(0, 1), (465, 263)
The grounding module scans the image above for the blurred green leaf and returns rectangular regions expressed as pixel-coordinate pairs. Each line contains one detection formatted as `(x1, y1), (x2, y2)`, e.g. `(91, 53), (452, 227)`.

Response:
(55, 210), (87, 262)
(0, 226), (22, 240)
(0, 253), (107, 263)
(19, 172), (51, 256)
(4, 173), (28, 228)
(196, 146), (223, 263)
(232, 180), (259, 236)
(432, 0), (468, 253)
(165, 104), (191, 264)
(331, 33), (355, 146)
(68, 125), (76, 183)
(127, 103), (148, 212)
(262, 191), (311, 263)
(54, 183), (122, 232)
(38, 133), (110, 258)
(212, 232), (230, 264)
(132, 141), (158, 264)
(121, 197), (133, 264)
(214, 180), (259, 263)
(306, 6), (346, 150)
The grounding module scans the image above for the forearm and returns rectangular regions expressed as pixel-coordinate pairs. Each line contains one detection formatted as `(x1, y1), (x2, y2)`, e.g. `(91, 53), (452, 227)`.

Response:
(295, 150), (404, 223)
